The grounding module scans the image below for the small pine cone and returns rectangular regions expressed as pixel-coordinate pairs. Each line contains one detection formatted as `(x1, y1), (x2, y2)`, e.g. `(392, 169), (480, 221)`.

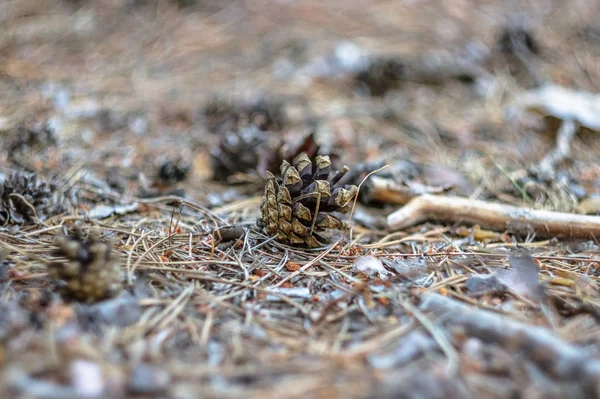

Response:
(498, 26), (539, 56)
(211, 128), (321, 182)
(9, 123), (57, 154)
(156, 157), (190, 185)
(210, 126), (269, 181)
(203, 97), (286, 133)
(49, 228), (122, 302)
(354, 57), (406, 96)
(0, 172), (64, 226)
(259, 153), (358, 247)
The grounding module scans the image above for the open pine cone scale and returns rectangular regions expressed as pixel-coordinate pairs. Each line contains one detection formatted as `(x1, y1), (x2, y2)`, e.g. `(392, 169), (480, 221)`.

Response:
(260, 153), (358, 247)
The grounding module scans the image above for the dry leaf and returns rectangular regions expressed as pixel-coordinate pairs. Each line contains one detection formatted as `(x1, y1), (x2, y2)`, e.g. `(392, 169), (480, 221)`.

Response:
(354, 255), (391, 280)
(498, 251), (544, 301)
(466, 251), (543, 300)
(285, 261), (302, 272)
(382, 258), (428, 281)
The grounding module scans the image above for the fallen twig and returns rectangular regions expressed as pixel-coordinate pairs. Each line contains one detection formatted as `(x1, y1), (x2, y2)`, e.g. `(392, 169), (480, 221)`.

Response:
(398, 298), (458, 375)
(363, 176), (450, 205)
(419, 293), (600, 386)
(363, 176), (418, 204)
(387, 194), (600, 238)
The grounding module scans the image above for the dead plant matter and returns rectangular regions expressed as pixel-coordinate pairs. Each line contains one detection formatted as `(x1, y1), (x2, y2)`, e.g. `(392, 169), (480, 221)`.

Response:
(203, 97), (287, 133)
(259, 153), (358, 247)
(49, 227), (122, 302)
(387, 194), (600, 239)
(0, 172), (66, 225)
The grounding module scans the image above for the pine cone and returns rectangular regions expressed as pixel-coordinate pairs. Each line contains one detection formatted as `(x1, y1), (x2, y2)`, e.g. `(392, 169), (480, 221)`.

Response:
(498, 26), (539, 56)
(0, 172), (64, 226)
(9, 123), (57, 154)
(49, 228), (122, 302)
(210, 126), (269, 181)
(204, 97), (286, 134)
(156, 157), (190, 185)
(354, 57), (406, 96)
(211, 128), (321, 182)
(259, 153), (358, 247)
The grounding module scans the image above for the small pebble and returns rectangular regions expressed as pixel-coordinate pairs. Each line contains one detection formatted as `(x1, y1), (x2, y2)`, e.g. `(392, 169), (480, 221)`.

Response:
(71, 360), (104, 398)
(128, 364), (171, 395)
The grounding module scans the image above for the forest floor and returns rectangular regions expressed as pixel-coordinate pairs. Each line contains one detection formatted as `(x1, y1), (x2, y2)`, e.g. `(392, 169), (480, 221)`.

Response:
(1, 0), (600, 398)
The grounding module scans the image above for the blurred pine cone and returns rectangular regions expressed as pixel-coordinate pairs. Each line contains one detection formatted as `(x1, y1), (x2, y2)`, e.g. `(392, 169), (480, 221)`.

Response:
(9, 124), (57, 154)
(259, 153), (358, 247)
(210, 126), (269, 181)
(354, 57), (406, 96)
(50, 228), (122, 302)
(498, 26), (539, 56)
(211, 128), (321, 182)
(204, 97), (286, 133)
(0, 172), (67, 226)
(156, 157), (190, 185)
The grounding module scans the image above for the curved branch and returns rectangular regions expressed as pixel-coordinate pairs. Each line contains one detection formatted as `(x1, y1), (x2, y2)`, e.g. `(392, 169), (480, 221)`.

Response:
(387, 194), (600, 239)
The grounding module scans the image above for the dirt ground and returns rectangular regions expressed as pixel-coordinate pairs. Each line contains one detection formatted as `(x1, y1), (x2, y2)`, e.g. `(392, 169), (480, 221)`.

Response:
(1, 0), (600, 398)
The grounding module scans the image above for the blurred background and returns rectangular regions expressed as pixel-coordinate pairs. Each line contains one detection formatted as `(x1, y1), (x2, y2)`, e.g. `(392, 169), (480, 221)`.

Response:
(1, 2), (600, 397)
(0, 0), (599, 211)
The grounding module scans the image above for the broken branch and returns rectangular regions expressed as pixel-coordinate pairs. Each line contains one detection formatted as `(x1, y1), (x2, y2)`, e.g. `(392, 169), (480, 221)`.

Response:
(364, 176), (450, 205)
(387, 194), (600, 239)
(364, 176), (417, 204)
(420, 293), (600, 385)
